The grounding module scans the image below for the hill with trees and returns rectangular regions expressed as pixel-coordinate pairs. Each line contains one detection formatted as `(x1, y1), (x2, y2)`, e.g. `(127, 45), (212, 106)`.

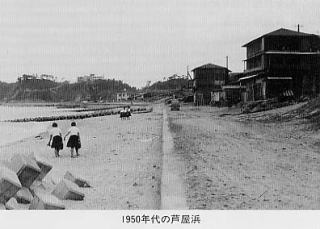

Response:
(1, 78), (136, 102)
(142, 74), (193, 101)
(147, 74), (189, 91)
(54, 79), (136, 102)
(0, 81), (16, 101)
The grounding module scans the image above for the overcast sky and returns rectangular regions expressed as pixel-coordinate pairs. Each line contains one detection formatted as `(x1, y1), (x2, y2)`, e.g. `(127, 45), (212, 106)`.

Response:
(0, 0), (319, 87)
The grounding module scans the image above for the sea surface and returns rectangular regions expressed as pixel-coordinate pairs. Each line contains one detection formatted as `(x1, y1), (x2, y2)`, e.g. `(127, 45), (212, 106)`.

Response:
(0, 106), (73, 146)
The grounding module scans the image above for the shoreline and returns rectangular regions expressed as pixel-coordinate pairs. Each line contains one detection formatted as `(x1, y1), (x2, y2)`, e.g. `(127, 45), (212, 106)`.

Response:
(0, 107), (153, 147)
(0, 101), (151, 107)
(4, 107), (153, 122)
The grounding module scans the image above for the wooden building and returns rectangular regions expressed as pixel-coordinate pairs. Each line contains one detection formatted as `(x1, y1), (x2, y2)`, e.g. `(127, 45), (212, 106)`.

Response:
(221, 72), (245, 106)
(240, 28), (320, 102)
(192, 63), (229, 105)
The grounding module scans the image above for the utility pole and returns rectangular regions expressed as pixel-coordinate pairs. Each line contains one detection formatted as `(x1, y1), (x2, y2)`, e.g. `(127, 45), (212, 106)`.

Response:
(295, 24), (303, 33)
(226, 56), (229, 69)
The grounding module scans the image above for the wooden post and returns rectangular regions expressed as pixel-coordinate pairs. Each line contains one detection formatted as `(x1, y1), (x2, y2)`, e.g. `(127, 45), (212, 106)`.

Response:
(252, 83), (255, 101)
(226, 56), (229, 70)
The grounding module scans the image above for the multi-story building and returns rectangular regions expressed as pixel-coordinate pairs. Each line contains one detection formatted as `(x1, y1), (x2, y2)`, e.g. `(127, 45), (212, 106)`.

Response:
(240, 28), (320, 102)
(18, 74), (37, 82)
(40, 74), (55, 81)
(192, 63), (229, 105)
(18, 74), (56, 82)
(77, 74), (104, 82)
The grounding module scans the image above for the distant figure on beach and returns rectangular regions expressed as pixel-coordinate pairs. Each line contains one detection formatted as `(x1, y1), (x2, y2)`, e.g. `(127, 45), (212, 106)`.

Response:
(120, 107), (126, 120)
(120, 106), (131, 120)
(127, 106), (131, 119)
(64, 122), (81, 158)
(48, 122), (63, 157)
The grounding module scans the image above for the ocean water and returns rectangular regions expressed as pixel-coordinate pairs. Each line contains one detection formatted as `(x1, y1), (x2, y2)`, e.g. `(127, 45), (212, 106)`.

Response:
(0, 106), (72, 146)
(0, 106), (70, 121)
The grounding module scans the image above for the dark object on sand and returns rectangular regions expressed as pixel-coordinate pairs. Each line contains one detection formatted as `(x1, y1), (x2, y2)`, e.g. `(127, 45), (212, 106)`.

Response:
(120, 111), (131, 119)
(170, 99), (180, 111)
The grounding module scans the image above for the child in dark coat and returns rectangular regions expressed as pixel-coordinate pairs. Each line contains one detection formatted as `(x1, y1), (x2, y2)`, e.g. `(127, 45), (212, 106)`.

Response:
(48, 122), (63, 157)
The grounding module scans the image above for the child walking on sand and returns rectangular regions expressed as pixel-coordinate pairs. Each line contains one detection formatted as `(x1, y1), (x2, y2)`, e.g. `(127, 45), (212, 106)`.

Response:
(64, 121), (81, 158)
(48, 122), (63, 157)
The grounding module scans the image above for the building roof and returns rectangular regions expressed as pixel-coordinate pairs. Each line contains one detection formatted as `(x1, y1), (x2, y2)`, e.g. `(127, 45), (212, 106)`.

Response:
(242, 28), (316, 47)
(192, 63), (229, 72)
(264, 28), (311, 37)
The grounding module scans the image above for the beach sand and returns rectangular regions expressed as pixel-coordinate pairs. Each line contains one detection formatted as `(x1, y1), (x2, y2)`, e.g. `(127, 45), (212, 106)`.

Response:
(4, 101), (319, 210)
(0, 104), (163, 209)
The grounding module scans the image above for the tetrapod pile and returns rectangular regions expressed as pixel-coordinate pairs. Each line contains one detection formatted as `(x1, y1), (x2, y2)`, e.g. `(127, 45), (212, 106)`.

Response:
(0, 153), (91, 210)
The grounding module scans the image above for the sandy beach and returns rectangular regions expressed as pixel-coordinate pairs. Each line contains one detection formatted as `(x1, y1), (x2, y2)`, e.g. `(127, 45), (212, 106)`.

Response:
(2, 102), (320, 210)
(0, 104), (163, 209)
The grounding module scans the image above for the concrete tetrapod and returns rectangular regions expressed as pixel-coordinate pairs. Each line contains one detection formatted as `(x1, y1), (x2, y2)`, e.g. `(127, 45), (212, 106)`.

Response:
(26, 153), (53, 182)
(52, 179), (85, 201)
(64, 171), (91, 188)
(29, 191), (65, 210)
(5, 197), (29, 210)
(10, 154), (41, 188)
(0, 165), (22, 204)
(15, 187), (34, 204)
(35, 160), (53, 182)
(29, 181), (46, 195)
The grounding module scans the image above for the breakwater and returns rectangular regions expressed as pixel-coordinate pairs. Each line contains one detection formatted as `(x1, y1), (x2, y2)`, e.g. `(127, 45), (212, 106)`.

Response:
(72, 104), (150, 112)
(6, 107), (153, 122)
(73, 106), (125, 112)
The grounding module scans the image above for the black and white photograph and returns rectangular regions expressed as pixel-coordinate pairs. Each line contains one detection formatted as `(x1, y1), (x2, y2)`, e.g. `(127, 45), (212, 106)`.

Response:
(0, 0), (320, 228)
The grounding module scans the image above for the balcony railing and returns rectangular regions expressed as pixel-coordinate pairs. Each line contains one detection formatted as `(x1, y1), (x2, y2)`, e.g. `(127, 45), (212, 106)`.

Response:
(244, 66), (264, 73)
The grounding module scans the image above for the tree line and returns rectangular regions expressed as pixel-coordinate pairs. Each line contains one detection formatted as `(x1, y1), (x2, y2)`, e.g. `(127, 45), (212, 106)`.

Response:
(0, 79), (137, 102)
